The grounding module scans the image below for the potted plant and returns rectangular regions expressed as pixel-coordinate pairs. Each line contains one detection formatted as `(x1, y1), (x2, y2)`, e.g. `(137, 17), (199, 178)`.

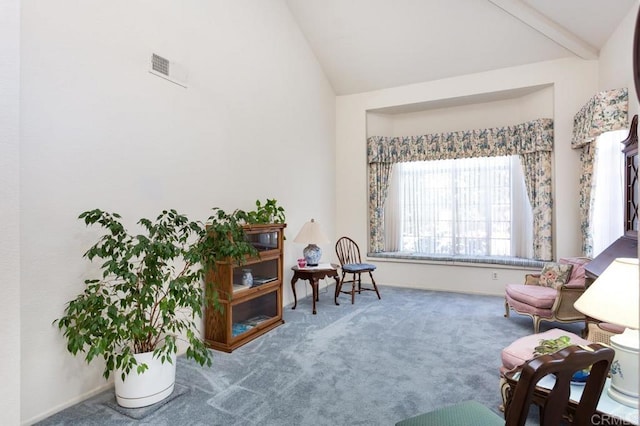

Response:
(244, 198), (286, 225)
(198, 199), (286, 270)
(54, 209), (213, 408)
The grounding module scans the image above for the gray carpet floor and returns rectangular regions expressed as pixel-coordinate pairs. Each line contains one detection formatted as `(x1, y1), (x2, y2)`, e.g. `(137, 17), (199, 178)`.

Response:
(37, 285), (582, 425)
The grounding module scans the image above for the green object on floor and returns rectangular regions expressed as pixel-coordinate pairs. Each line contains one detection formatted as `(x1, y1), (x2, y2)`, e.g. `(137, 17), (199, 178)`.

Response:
(395, 400), (503, 426)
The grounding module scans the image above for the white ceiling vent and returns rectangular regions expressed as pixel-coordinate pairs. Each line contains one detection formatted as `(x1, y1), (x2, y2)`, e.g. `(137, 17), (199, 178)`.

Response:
(149, 53), (188, 88)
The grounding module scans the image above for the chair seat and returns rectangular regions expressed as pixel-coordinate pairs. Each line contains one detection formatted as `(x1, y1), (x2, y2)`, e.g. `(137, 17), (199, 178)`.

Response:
(342, 263), (376, 273)
(395, 400), (503, 426)
(505, 283), (557, 309)
(500, 328), (588, 373)
(598, 322), (625, 333)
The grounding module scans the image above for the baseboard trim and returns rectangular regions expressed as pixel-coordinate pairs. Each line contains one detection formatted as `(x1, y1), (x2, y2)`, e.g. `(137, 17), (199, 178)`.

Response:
(23, 382), (113, 425)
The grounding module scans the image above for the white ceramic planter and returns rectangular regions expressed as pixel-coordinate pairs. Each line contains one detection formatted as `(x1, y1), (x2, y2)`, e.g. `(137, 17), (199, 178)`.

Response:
(114, 351), (176, 408)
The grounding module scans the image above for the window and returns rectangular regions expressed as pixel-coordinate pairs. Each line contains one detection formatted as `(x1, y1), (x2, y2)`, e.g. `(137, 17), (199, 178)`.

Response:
(591, 129), (626, 257)
(384, 155), (533, 258)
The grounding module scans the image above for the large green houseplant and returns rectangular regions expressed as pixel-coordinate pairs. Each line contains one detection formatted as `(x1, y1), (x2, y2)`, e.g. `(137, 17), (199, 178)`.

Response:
(55, 199), (286, 407)
(54, 209), (214, 407)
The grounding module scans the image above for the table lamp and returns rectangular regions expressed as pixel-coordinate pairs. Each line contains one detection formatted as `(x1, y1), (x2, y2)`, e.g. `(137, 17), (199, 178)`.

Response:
(574, 257), (639, 408)
(293, 219), (329, 266)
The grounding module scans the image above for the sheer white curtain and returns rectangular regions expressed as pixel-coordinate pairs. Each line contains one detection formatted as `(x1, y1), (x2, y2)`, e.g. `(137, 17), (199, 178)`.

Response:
(384, 156), (533, 257)
(591, 130), (626, 257)
(384, 166), (402, 251)
(511, 157), (534, 258)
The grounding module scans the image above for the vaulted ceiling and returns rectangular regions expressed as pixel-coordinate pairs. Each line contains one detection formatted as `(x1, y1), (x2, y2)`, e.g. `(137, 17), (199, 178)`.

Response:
(285, 0), (637, 95)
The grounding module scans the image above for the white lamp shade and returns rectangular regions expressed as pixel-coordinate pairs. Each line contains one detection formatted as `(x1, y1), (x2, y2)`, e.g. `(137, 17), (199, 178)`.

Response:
(293, 219), (330, 244)
(574, 258), (639, 329)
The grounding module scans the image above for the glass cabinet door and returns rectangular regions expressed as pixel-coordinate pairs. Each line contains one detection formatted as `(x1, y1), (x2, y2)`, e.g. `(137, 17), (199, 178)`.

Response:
(231, 291), (279, 338)
(245, 228), (281, 252)
(232, 258), (279, 291)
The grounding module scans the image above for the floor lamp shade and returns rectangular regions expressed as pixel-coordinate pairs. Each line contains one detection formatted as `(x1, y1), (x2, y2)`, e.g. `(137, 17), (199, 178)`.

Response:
(293, 219), (330, 266)
(574, 257), (639, 407)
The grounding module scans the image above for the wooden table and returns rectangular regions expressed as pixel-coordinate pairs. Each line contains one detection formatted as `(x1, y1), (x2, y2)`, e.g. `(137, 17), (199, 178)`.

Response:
(290, 264), (340, 314)
(503, 369), (638, 425)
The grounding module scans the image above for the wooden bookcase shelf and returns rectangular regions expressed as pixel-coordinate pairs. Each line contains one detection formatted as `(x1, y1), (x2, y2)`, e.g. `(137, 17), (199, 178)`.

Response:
(204, 223), (286, 352)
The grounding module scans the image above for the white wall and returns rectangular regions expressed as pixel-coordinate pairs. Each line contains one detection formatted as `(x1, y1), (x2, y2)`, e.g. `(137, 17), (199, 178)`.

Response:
(0, 0), (21, 424)
(20, 0), (335, 423)
(521, 86), (556, 120)
(366, 112), (393, 138)
(336, 57), (599, 296)
(371, 85), (554, 137)
(599, 2), (640, 114)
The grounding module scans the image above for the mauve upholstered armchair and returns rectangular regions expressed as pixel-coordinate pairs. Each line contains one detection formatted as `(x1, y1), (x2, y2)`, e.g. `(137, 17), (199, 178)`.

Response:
(504, 257), (591, 334)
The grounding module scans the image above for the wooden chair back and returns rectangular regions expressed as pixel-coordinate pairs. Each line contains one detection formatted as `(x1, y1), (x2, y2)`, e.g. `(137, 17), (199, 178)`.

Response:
(505, 343), (614, 426)
(335, 236), (362, 265)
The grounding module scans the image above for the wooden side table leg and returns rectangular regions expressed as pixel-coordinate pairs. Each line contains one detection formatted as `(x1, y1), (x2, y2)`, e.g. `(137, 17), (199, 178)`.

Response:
(291, 276), (298, 310)
(311, 278), (318, 314)
(334, 276), (341, 306)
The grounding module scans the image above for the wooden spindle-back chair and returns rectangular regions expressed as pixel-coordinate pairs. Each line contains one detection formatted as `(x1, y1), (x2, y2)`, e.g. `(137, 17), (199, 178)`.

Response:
(334, 236), (381, 305)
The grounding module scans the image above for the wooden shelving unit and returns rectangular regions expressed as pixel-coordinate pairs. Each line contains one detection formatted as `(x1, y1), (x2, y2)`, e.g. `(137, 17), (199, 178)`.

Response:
(204, 223), (286, 352)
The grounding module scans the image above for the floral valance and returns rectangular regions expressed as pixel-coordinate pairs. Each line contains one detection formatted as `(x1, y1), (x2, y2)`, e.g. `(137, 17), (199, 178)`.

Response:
(571, 88), (628, 149)
(367, 118), (553, 164)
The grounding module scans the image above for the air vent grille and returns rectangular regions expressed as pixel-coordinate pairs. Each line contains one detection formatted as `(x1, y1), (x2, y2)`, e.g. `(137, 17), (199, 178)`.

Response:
(151, 54), (170, 76)
(149, 53), (187, 88)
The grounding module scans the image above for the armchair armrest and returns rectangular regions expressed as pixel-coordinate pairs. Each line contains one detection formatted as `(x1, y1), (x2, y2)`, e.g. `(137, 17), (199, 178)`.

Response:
(551, 285), (586, 321)
(524, 274), (540, 286)
(563, 281), (585, 290)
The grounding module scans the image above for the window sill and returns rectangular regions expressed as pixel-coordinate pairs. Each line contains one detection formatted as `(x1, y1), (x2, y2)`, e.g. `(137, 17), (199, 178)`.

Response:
(366, 252), (545, 269)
